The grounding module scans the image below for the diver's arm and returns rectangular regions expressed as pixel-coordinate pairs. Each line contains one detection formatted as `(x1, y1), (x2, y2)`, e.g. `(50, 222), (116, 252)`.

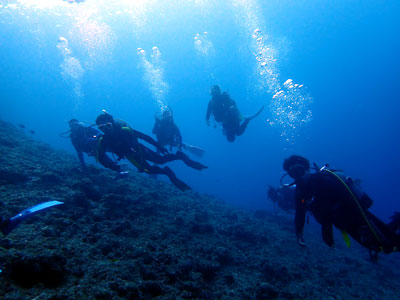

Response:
(132, 129), (167, 153)
(295, 191), (307, 246)
(97, 141), (121, 172)
(77, 150), (87, 171)
(71, 138), (87, 171)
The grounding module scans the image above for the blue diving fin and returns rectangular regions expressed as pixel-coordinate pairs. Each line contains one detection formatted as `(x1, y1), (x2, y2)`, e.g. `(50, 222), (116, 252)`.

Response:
(1, 201), (64, 235)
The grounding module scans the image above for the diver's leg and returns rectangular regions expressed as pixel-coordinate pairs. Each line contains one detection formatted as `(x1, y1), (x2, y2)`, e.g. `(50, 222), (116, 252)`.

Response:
(143, 147), (177, 164)
(321, 223), (334, 247)
(348, 211), (399, 254)
(366, 212), (400, 253)
(144, 148), (207, 171)
(237, 118), (251, 136)
(126, 153), (149, 172)
(147, 165), (191, 191)
(237, 105), (265, 136)
(175, 151), (207, 170)
(148, 164), (159, 180)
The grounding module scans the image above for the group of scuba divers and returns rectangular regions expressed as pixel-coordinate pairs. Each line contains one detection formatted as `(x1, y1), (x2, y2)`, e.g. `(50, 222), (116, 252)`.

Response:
(67, 84), (264, 191)
(0, 84), (262, 237)
(1, 85), (399, 262)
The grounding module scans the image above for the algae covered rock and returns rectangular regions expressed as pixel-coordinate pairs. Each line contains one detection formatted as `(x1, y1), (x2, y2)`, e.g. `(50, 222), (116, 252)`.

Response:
(0, 119), (399, 300)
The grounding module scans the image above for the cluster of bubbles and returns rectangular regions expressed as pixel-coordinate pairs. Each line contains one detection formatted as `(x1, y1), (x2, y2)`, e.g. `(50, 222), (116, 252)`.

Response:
(194, 32), (214, 57)
(137, 46), (169, 109)
(57, 36), (85, 104)
(252, 28), (312, 141)
(232, 0), (312, 142)
(252, 29), (280, 95)
(269, 79), (313, 141)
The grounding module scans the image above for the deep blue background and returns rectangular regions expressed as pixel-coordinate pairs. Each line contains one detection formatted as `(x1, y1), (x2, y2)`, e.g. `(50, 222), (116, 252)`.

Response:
(1, 0), (399, 221)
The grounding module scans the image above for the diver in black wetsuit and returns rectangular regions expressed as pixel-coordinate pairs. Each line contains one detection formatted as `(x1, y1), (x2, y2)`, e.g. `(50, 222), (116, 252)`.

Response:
(95, 112), (207, 191)
(68, 119), (101, 172)
(206, 85), (264, 142)
(152, 107), (183, 152)
(283, 154), (400, 260)
(153, 107), (205, 158)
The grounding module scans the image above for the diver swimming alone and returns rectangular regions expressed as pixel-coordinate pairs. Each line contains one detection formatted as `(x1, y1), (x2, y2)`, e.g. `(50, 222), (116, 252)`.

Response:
(206, 85), (264, 142)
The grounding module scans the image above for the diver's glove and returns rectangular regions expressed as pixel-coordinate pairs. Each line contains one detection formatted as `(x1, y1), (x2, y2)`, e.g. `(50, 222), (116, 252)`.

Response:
(297, 234), (306, 247)
(115, 171), (129, 179)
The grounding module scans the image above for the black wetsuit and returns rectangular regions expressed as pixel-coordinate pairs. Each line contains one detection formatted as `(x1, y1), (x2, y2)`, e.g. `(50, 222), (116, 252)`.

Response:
(70, 124), (100, 171)
(206, 92), (233, 123)
(206, 92), (251, 142)
(97, 120), (206, 190)
(295, 170), (400, 254)
(152, 117), (182, 151)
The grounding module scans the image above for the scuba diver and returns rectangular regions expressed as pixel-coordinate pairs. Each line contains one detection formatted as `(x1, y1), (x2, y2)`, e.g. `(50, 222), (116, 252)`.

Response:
(63, 119), (101, 172)
(153, 106), (205, 157)
(206, 85), (264, 142)
(282, 154), (400, 260)
(0, 201), (63, 235)
(153, 106), (183, 152)
(95, 111), (207, 191)
(268, 185), (296, 213)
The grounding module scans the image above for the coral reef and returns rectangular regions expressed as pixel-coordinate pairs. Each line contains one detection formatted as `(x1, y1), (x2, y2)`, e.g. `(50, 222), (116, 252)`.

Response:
(0, 119), (399, 299)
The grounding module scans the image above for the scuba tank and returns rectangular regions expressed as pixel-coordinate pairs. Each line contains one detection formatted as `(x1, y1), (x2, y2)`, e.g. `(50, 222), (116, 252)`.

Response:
(325, 170), (373, 209)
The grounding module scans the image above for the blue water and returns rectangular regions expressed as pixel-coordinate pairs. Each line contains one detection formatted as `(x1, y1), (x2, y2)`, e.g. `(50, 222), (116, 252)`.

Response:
(1, 0), (399, 221)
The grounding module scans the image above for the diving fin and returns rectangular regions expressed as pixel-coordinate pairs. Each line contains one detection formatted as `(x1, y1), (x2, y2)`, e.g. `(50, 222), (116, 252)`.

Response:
(182, 144), (205, 158)
(1, 201), (64, 235)
(246, 105), (265, 121)
(163, 166), (191, 191)
(171, 177), (191, 191)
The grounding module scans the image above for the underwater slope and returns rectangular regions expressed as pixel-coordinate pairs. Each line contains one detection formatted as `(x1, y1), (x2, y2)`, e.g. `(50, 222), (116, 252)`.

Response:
(0, 119), (399, 300)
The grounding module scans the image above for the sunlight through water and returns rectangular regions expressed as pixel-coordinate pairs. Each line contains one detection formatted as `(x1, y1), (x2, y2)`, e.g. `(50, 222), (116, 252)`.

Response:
(1, 0), (313, 142)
